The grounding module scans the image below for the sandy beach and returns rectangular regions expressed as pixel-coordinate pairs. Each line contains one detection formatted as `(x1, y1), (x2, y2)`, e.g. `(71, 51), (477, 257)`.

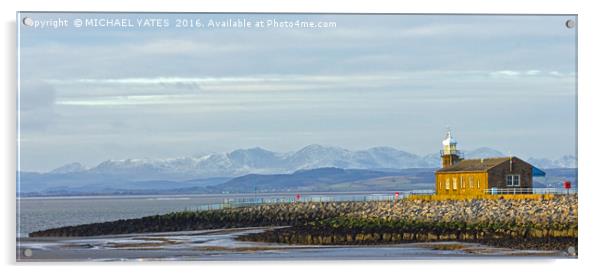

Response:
(18, 227), (573, 261)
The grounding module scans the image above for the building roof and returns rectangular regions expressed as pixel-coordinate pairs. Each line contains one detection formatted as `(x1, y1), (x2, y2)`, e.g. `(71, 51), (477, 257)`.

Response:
(532, 166), (546, 177)
(436, 157), (521, 173)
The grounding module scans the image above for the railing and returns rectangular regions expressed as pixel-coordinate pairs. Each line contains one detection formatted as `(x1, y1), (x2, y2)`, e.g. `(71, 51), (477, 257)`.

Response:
(224, 194), (400, 205)
(440, 150), (464, 158)
(184, 191), (433, 212)
(484, 188), (577, 195)
(407, 189), (436, 196)
(181, 188), (576, 212)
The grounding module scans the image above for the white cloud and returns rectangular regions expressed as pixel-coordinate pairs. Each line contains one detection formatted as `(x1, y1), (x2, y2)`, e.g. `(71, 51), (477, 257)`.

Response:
(549, 71), (563, 76)
(489, 70), (521, 77)
(525, 70), (541, 76)
(45, 69), (575, 109)
(49, 74), (404, 85)
(488, 69), (573, 79)
(48, 69), (575, 92)
(52, 69), (573, 85)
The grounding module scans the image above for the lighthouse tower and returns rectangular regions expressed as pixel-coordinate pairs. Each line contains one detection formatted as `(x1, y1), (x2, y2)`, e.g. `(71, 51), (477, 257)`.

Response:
(441, 130), (462, 168)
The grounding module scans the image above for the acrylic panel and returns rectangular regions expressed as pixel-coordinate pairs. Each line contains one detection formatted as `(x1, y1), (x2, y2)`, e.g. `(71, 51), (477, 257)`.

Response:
(16, 13), (577, 261)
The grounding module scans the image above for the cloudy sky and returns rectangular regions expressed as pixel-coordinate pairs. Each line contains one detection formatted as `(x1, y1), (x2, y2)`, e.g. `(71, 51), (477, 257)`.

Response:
(18, 13), (577, 172)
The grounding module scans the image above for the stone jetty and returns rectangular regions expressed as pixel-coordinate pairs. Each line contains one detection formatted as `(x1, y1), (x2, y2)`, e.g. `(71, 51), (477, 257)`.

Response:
(29, 195), (577, 251)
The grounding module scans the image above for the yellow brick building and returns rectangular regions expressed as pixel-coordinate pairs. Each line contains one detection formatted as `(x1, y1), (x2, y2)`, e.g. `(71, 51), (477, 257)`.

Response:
(435, 130), (544, 196)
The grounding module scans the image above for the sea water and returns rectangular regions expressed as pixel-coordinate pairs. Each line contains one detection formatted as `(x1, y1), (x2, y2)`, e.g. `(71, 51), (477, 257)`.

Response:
(17, 192), (402, 237)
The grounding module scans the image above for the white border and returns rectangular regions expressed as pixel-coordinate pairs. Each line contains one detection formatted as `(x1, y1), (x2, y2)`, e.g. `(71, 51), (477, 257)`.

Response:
(2, 0), (600, 273)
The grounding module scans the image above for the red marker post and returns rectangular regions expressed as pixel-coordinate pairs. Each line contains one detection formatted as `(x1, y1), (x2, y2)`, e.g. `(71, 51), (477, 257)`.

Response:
(394, 192), (399, 202)
(563, 181), (571, 195)
(295, 194), (301, 202)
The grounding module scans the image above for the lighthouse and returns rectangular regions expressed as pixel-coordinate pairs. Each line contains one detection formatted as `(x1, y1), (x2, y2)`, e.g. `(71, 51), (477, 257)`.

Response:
(434, 129), (544, 196)
(440, 130), (462, 168)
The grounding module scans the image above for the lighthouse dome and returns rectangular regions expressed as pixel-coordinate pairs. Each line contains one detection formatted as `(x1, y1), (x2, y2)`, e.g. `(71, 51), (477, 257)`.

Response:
(442, 130), (456, 146)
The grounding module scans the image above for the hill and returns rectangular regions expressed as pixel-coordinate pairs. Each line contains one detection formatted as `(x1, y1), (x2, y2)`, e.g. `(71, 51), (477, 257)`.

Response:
(208, 167), (434, 193)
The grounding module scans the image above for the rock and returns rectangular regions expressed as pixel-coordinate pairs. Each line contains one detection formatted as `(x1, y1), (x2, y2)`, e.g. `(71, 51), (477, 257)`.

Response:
(382, 233), (392, 242)
(30, 194), (578, 252)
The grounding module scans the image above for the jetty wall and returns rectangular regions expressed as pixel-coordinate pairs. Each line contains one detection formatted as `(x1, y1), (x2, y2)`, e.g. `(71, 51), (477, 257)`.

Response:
(30, 194), (577, 250)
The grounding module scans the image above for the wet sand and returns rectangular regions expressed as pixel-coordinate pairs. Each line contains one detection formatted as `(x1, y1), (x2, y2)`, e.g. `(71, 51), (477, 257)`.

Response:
(17, 227), (572, 261)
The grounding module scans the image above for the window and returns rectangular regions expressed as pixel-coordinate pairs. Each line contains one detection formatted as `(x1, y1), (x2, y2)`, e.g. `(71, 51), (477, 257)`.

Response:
(477, 179), (480, 189)
(506, 175), (520, 186)
(469, 176), (474, 189)
(460, 176), (464, 188)
(452, 178), (457, 190)
(445, 178), (450, 190)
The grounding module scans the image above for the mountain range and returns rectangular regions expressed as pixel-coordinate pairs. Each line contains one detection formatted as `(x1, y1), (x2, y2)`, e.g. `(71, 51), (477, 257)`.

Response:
(48, 145), (576, 176)
(19, 145), (577, 195)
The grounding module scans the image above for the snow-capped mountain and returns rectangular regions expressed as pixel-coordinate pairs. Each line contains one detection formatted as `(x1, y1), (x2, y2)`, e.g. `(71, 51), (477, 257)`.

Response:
(527, 155), (577, 169)
(20, 145), (576, 195)
(77, 145), (422, 179)
(46, 145), (574, 179)
(76, 145), (445, 179)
